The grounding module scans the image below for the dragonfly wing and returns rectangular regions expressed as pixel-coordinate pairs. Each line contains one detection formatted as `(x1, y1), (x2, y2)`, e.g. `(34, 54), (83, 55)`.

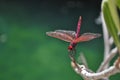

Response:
(46, 31), (74, 42)
(73, 33), (101, 43)
(55, 30), (76, 38)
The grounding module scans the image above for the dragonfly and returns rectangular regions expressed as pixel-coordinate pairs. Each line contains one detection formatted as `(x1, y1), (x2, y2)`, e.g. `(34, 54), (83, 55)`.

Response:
(46, 16), (101, 58)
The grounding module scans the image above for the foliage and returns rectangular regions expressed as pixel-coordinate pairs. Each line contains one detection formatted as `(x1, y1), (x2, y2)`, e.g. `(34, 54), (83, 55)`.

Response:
(102, 0), (120, 52)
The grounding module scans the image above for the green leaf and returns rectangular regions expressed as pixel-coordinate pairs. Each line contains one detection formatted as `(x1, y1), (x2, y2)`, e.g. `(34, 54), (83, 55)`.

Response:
(102, 0), (120, 50)
(116, 0), (120, 9)
(108, 0), (120, 32)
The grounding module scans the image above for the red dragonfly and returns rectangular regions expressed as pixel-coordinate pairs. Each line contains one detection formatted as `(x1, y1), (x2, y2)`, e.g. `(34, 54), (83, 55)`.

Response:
(46, 16), (101, 55)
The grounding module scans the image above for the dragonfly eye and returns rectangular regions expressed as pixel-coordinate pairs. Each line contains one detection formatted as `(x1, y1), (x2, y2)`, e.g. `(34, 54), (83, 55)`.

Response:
(68, 45), (73, 51)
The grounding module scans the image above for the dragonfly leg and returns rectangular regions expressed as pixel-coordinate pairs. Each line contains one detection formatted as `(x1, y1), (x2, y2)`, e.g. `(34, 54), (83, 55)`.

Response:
(68, 50), (80, 69)
(69, 51), (75, 62)
(73, 48), (76, 56)
(68, 49), (76, 62)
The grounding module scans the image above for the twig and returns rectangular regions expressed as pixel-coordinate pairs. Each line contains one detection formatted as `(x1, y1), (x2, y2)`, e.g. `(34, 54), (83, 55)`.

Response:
(97, 47), (118, 72)
(71, 57), (120, 80)
(97, 13), (118, 73)
(101, 12), (110, 70)
(78, 53), (94, 80)
(78, 53), (88, 68)
(109, 37), (114, 46)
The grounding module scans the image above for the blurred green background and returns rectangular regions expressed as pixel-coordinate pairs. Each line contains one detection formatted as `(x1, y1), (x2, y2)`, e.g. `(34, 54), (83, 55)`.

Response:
(0, 0), (119, 80)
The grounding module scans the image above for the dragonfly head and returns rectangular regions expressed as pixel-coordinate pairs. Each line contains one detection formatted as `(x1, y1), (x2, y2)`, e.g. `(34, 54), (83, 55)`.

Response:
(68, 42), (76, 52)
(68, 45), (73, 51)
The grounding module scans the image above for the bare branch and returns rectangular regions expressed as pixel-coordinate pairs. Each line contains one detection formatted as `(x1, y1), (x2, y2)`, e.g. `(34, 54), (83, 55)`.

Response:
(97, 13), (118, 73)
(97, 47), (118, 72)
(109, 37), (114, 46)
(78, 53), (88, 68)
(101, 12), (110, 70)
(71, 57), (120, 80)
